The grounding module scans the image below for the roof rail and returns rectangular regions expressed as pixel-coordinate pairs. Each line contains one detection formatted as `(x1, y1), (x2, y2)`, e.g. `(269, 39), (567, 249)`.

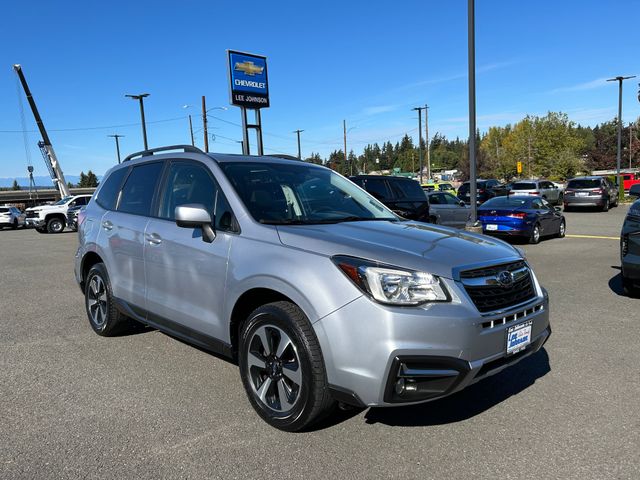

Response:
(268, 154), (302, 161)
(122, 145), (205, 163)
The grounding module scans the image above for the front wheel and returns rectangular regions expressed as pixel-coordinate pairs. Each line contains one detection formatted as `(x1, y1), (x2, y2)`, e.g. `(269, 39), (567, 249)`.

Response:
(529, 224), (541, 244)
(47, 217), (65, 233)
(239, 301), (335, 431)
(35, 226), (47, 234)
(557, 219), (566, 238)
(12, 219), (18, 229)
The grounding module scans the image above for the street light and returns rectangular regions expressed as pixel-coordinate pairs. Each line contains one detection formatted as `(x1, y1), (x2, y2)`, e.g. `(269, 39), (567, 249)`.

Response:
(182, 105), (195, 146)
(293, 129), (304, 159)
(607, 75), (636, 199)
(412, 106), (427, 184)
(108, 134), (124, 164)
(343, 121), (357, 175)
(125, 93), (150, 150)
(467, 0), (478, 227)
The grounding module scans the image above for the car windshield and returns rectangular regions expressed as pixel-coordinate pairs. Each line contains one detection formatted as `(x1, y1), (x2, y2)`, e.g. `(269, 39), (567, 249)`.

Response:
(54, 196), (73, 205)
(220, 161), (399, 225)
(481, 196), (529, 208)
(511, 182), (537, 190)
(567, 179), (600, 189)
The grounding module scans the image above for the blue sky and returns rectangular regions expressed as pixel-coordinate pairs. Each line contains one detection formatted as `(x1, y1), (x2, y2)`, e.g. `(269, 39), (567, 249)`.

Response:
(1, 0), (639, 181)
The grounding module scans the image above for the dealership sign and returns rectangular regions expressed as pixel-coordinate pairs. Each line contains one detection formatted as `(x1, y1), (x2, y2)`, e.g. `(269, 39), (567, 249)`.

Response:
(227, 50), (269, 109)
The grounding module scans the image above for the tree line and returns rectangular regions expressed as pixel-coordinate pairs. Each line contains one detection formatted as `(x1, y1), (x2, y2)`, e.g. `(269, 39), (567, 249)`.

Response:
(305, 112), (639, 181)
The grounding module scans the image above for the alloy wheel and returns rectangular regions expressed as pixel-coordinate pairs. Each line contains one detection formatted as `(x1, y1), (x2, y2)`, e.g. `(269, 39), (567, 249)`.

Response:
(87, 275), (108, 328)
(246, 325), (302, 414)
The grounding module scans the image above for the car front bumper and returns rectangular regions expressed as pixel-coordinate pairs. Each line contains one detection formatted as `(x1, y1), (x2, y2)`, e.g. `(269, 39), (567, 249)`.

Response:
(25, 218), (45, 227)
(313, 276), (550, 407)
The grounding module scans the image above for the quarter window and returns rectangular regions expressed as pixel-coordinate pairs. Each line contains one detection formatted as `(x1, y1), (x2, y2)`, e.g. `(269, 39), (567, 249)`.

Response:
(118, 162), (164, 216)
(96, 167), (128, 210)
(363, 179), (391, 201)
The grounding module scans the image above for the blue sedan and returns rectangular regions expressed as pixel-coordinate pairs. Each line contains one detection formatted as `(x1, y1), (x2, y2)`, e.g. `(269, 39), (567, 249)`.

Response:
(478, 196), (566, 244)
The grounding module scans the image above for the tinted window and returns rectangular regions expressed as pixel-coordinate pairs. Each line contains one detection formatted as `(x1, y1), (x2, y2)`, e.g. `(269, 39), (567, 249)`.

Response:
(428, 193), (441, 204)
(443, 193), (462, 205)
(482, 196), (530, 208)
(74, 196), (88, 206)
(567, 179), (601, 189)
(363, 179), (391, 201)
(388, 179), (425, 200)
(118, 162), (163, 216)
(511, 182), (537, 190)
(0, 207), (9, 213)
(532, 199), (544, 209)
(96, 167), (128, 210)
(160, 162), (216, 220)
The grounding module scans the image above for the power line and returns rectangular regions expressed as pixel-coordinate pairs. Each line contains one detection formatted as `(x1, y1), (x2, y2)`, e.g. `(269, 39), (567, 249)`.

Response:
(0, 115), (188, 133)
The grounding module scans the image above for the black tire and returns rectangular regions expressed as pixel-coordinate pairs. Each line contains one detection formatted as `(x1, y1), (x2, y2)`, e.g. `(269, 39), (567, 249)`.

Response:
(557, 193), (564, 205)
(12, 219), (18, 230)
(529, 223), (541, 244)
(84, 263), (129, 336)
(601, 197), (609, 212)
(239, 301), (336, 432)
(429, 216), (438, 224)
(47, 217), (65, 233)
(557, 219), (566, 238)
(35, 226), (47, 234)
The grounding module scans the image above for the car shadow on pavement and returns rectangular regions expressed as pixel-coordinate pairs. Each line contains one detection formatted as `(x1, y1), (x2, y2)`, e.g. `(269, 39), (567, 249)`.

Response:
(608, 269), (625, 297)
(362, 348), (550, 428)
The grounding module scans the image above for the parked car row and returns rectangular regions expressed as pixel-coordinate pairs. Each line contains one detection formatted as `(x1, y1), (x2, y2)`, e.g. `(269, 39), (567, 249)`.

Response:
(0, 206), (26, 229)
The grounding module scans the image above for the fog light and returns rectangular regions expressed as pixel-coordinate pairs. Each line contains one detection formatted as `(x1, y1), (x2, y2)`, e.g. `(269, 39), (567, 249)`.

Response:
(394, 378), (417, 396)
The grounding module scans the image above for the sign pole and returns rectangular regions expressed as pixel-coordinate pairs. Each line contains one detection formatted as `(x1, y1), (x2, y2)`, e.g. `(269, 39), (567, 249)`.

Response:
(255, 109), (264, 156)
(241, 107), (250, 155)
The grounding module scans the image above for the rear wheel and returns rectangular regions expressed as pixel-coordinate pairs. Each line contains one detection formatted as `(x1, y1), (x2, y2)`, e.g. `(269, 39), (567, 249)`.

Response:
(529, 223), (541, 244)
(239, 301), (335, 431)
(84, 263), (129, 336)
(429, 216), (438, 224)
(47, 217), (65, 233)
(601, 197), (610, 212)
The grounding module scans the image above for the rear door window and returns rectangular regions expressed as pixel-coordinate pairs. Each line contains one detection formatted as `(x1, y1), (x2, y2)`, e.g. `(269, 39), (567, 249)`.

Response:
(118, 162), (164, 216)
(443, 193), (462, 205)
(567, 179), (600, 189)
(363, 179), (391, 201)
(389, 179), (426, 199)
(96, 167), (129, 210)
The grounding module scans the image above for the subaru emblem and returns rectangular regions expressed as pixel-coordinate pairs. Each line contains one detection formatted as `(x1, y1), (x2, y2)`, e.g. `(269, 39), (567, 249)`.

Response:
(497, 271), (514, 287)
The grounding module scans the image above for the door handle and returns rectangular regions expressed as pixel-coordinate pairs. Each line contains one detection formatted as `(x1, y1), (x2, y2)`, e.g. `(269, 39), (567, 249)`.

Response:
(146, 232), (162, 245)
(102, 220), (113, 231)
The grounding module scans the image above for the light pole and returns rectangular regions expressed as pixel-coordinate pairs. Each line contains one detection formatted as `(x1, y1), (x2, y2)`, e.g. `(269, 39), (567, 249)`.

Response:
(293, 129), (304, 159)
(108, 134), (124, 164)
(607, 75), (636, 199)
(182, 105), (195, 146)
(343, 121), (356, 175)
(412, 106), (427, 184)
(468, 0), (478, 226)
(202, 102), (228, 152)
(125, 93), (149, 150)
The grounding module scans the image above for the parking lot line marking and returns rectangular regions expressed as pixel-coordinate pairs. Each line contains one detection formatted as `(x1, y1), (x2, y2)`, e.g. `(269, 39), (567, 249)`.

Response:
(566, 234), (619, 240)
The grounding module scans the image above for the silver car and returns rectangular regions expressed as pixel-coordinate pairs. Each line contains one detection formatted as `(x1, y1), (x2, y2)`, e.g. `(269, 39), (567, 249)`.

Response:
(75, 145), (551, 431)
(508, 180), (563, 205)
(426, 191), (470, 228)
(0, 206), (25, 229)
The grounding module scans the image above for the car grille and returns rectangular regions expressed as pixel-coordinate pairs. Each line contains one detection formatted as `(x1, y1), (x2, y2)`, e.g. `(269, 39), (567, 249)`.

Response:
(460, 261), (536, 313)
(25, 211), (39, 218)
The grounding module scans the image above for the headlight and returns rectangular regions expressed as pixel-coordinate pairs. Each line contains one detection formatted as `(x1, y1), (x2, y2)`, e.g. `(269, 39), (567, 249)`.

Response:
(332, 255), (449, 306)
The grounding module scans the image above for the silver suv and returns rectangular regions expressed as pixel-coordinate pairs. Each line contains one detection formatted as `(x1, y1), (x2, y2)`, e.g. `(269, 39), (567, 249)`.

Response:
(75, 145), (551, 431)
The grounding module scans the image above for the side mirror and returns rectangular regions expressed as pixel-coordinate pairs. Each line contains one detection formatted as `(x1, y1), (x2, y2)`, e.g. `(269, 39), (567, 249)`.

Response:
(630, 184), (640, 197)
(554, 206), (562, 212)
(175, 203), (216, 243)
(459, 200), (466, 207)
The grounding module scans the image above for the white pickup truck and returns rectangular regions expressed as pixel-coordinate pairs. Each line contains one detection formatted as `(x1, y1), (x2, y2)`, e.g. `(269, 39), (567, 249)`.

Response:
(25, 195), (92, 233)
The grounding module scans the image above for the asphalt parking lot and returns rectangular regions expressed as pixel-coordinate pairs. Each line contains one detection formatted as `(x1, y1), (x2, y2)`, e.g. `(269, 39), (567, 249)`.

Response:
(1, 206), (638, 480)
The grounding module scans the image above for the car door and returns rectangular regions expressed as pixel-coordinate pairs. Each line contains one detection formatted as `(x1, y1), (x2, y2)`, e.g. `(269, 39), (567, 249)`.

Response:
(143, 159), (236, 341)
(532, 198), (553, 234)
(99, 161), (164, 312)
(442, 192), (469, 227)
(541, 198), (562, 232)
(427, 192), (444, 223)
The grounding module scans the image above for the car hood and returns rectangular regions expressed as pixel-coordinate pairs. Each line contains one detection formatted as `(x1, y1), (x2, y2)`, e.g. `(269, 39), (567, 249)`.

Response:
(26, 205), (61, 212)
(276, 220), (522, 279)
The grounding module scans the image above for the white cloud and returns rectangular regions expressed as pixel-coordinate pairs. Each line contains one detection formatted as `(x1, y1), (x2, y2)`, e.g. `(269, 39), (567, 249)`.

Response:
(549, 77), (616, 94)
(362, 104), (398, 115)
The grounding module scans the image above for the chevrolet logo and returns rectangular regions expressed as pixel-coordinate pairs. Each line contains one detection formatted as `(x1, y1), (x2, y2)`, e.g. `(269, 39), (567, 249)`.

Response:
(235, 61), (264, 76)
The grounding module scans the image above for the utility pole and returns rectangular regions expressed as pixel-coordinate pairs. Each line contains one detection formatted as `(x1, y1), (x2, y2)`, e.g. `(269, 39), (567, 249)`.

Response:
(202, 96), (209, 152)
(630, 122), (633, 169)
(108, 134), (124, 164)
(425, 104), (430, 180)
(467, 0), (478, 225)
(125, 93), (149, 150)
(294, 129), (304, 159)
(412, 106), (427, 184)
(607, 75), (636, 199)
(188, 115), (195, 146)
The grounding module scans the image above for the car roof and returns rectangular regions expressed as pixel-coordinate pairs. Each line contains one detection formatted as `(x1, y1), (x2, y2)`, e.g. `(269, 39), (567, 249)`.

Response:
(568, 176), (602, 180)
(350, 174), (415, 181)
(207, 152), (312, 166)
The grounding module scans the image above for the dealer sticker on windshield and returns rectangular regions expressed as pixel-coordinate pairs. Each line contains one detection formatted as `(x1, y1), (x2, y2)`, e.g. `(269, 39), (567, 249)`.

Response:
(486, 224), (498, 231)
(506, 320), (532, 355)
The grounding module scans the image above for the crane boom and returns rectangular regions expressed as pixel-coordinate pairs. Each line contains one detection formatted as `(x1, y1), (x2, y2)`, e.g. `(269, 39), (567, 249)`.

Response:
(13, 64), (71, 198)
